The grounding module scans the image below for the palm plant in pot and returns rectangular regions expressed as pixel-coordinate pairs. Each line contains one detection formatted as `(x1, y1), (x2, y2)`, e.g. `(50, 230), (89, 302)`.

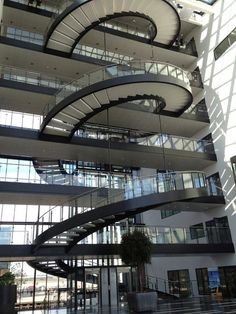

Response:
(119, 229), (157, 312)
(0, 271), (17, 313)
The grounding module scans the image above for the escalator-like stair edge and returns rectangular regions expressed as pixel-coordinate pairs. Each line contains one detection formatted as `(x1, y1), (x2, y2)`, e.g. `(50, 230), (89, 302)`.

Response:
(41, 75), (192, 138)
(45, 0), (180, 54)
(33, 185), (208, 253)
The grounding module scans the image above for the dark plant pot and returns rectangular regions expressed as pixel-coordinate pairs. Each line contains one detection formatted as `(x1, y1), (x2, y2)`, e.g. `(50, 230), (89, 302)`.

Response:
(127, 291), (157, 312)
(0, 285), (17, 313)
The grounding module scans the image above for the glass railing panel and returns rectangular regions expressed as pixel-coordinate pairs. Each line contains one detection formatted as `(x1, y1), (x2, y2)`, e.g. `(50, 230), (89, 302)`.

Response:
(176, 68), (184, 81)
(0, 224), (232, 246)
(168, 65), (177, 79)
(98, 225), (232, 245)
(173, 173), (183, 190)
(91, 68), (105, 84)
(101, 20), (150, 39)
(183, 173), (194, 189)
(171, 136), (184, 150)
(33, 171), (208, 241)
(163, 136), (173, 149)
(47, 61), (190, 117)
(182, 138), (196, 151)
(9, 0), (63, 13)
(0, 64), (68, 89)
(0, 158), (130, 187)
(0, 229), (30, 245)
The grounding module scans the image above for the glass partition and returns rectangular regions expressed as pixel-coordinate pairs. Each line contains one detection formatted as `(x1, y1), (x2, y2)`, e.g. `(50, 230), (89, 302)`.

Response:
(0, 64), (68, 89)
(33, 171), (207, 244)
(43, 61), (190, 116)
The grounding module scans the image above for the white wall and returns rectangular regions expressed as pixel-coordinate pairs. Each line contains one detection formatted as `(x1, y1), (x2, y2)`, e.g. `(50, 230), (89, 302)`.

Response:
(0, 0), (3, 28)
(144, 0), (236, 283)
(195, 0), (236, 265)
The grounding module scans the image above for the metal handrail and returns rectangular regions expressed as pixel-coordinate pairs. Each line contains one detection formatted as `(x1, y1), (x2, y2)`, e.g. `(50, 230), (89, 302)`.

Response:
(0, 64), (68, 89)
(76, 125), (215, 153)
(34, 171), (206, 233)
(43, 60), (190, 116)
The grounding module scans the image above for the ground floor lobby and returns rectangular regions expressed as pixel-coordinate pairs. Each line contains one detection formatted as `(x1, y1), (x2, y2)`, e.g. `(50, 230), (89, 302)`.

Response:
(18, 297), (236, 313)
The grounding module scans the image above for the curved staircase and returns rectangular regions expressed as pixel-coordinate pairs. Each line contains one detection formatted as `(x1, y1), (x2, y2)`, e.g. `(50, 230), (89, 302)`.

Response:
(40, 61), (192, 138)
(45, 0), (180, 54)
(28, 171), (208, 277)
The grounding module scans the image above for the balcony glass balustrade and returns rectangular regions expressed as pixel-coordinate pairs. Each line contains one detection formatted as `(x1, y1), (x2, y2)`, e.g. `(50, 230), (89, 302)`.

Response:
(73, 44), (134, 65)
(2, 25), (135, 64)
(0, 64), (68, 89)
(83, 224), (233, 245)
(9, 0), (205, 26)
(0, 157), (128, 188)
(75, 124), (215, 154)
(100, 18), (151, 39)
(44, 61), (190, 116)
(0, 109), (42, 130)
(34, 171), (207, 234)
(0, 224), (230, 246)
(9, 0), (66, 13)
(0, 228), (30, 245)
(1, 23), (197, 58)
(184, 101), (209, 120)
(0, 156), (222, 197)
(3, 25), (44, 45)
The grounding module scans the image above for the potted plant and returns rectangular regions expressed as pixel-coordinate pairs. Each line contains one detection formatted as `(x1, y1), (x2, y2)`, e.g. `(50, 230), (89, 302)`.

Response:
(119, 229), (157, 312)
(0, 271), (17, 313)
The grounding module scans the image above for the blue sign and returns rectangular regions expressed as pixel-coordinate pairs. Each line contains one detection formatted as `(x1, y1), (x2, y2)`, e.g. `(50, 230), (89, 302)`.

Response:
(208, 268), (220, 289)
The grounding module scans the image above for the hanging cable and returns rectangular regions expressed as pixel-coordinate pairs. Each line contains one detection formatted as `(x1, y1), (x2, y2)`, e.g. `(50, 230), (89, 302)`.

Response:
(103, 28), (107, 62)
(158, 111), (166, 171)
(107, 108), (112, 189)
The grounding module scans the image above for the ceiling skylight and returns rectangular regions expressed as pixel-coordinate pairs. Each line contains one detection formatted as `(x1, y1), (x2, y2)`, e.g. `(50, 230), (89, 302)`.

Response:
(197, 0), (217, 5)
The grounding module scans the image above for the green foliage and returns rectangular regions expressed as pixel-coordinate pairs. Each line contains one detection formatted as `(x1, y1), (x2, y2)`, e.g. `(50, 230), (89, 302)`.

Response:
(119, 229), (152, 267)
(0, 272), (15, 286)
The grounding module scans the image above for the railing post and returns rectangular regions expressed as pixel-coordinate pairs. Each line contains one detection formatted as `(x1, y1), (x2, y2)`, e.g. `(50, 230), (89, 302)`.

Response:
(170, 227), (173, 244)
(190, 280), (194, 297)
(155, 278), (158, 291)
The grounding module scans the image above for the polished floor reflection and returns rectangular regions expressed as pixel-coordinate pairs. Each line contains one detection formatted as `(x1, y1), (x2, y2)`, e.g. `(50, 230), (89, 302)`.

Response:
(19, 298), (236, 313)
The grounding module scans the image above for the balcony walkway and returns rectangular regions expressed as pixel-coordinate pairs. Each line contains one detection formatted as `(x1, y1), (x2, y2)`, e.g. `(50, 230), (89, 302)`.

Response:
(18, 297), (236, 313)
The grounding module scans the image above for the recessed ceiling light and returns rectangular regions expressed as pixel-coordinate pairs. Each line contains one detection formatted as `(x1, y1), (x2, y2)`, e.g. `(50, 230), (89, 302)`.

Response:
(54, 67), (57, 70)
(30, 62), (34, 65)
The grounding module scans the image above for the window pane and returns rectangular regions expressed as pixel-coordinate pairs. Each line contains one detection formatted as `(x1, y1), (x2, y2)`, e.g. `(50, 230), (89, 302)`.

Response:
(214, 27), (236, 60)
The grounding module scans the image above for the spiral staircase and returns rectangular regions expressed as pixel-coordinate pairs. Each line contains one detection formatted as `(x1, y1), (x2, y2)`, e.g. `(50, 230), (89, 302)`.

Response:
(28, 0), (217, 290)
(40, 61), (192, 138)
(45, 0), (180, 54)
(28, 171), (209, 277)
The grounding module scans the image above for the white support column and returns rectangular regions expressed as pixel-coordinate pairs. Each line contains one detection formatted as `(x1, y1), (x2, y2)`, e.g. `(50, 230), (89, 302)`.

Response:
(100, 267), (118, 307)
(0, 0), (3, 36)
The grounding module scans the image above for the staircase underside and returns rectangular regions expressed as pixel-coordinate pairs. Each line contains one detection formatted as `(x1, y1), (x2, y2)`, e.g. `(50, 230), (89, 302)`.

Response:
(45, 0), (180, 54)
(41, 75), (192, 138)
(0, 241), (232, 276)
(25, 186), (221, 277)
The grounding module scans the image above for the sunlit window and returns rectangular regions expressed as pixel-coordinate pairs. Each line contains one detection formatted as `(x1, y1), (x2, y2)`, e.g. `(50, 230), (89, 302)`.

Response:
(214, 27), (236, 60)
(231, 156), (236, 184)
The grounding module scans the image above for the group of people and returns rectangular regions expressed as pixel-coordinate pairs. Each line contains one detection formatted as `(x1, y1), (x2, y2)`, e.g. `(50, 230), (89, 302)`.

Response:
(28, 0), (42, 7)
(174, 34), (186, 49)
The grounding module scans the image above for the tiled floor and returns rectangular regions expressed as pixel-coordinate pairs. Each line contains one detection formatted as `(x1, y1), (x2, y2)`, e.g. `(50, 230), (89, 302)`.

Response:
(18, 298), (236, 314)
